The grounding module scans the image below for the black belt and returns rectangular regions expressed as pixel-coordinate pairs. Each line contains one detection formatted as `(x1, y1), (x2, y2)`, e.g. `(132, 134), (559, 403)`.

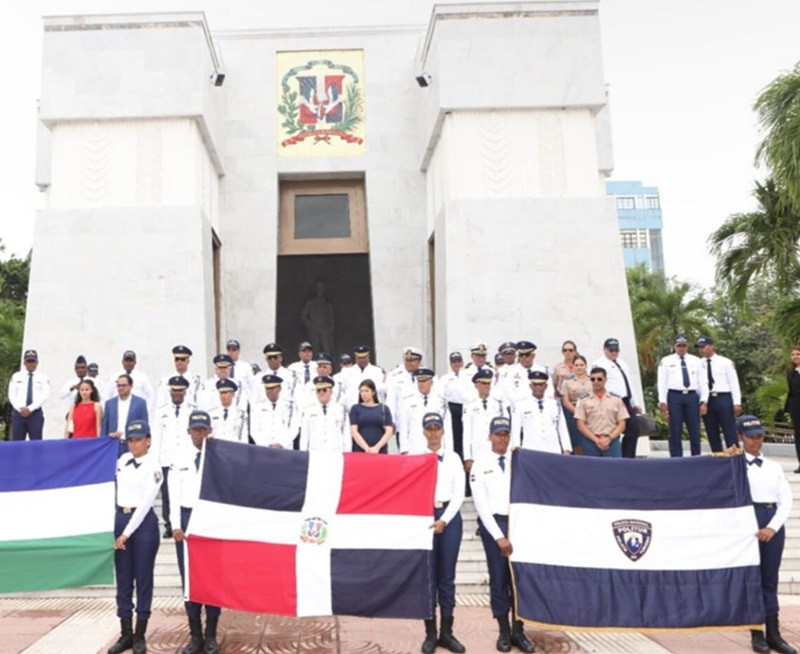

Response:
(668, 389), (696, 395)
(434, 500), (450, 510)
(754, 502), (776, 509)
(709, 392), (731, 397)
(117, 506), (136, 514)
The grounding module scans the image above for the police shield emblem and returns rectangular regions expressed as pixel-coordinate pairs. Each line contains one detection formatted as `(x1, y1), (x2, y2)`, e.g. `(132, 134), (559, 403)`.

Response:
(612, 519), (652, 562)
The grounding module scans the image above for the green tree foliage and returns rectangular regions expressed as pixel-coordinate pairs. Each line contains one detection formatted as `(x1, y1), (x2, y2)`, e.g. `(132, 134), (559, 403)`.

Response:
(754, 62), (800, 211)
(0, 243), (30, 438)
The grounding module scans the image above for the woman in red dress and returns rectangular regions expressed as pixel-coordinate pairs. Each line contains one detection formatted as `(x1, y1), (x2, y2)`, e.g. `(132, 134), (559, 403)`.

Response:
(65, 379), (103, 438)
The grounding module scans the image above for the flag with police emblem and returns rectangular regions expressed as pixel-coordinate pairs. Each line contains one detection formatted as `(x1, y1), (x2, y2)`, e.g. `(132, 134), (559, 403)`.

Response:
(185, 439), (437, 617)
(509, 450), (764, 630)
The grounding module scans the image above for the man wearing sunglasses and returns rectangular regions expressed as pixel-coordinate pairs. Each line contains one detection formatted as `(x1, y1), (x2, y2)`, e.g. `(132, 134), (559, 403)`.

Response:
(254, 342), (298, 405)
(574, 367), (628, 457)
(592, 338), (642, 458)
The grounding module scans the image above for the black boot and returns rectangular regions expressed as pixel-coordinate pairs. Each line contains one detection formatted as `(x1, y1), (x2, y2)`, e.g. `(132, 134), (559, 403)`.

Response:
(421, 618), (437, 654)
(132, 618), (148, 654)
(495, 614), (511, 652)
(438, 616), (466, 653)
(750, 629), (769, 654)
(204, 615), (220, 654)
(182, 618), (204, 654)
(766, 616), (797, 654)
(511, 620), (535, 653)
(108, 618), (133, 654)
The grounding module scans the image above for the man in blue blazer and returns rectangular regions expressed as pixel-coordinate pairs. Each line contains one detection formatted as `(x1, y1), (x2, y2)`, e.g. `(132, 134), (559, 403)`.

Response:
(102, 373), (149, 455)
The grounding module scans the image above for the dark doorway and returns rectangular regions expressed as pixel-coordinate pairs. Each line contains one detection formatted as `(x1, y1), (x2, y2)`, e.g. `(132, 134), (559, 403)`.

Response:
(276, 254), (376, 365)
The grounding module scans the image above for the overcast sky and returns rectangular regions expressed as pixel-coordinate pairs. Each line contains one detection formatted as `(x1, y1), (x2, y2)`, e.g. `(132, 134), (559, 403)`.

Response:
(0, 0), (798, 288)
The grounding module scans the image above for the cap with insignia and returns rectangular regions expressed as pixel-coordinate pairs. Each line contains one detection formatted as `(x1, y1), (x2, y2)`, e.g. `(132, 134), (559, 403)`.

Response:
(126, 420), (150, 439)
(261, 374), (283, 388)
(674, 333), (688, 345)
(88, 362), (99, 372)
(498, 341), (517, 354)
(449, 351), (463, 362)
(23, 349), (38, 361)
(339, 353), (353, 364)
(75, 355), (87, 365)
(122, 350), (136, 361)
(422, 412), (444, 429)
(216, 378), (237, 392)
(298, 341), (313, 351)
(213, 354), (233, 367)
(472, 368), (494, 384)
(494, 353), (504, 365)
(188, 410), (212, 430)
(263, 342), (283, 355)
(603, 338), (620, 350)
(737, 415), (765, 438)
(404, 347), (423, 361)
(516, 341), (536, 354)
(470, 343), (488, 355)
(315, 352), (334, 364)
(172, 345), (192, 358)
(528, 370), (549, 384)
(413, 367), (435, 380)
(490, 416), (512, 435)
(354, 345), (371, 357)
(696, 336), (714, 347)
(313, 375), (335, 389)
(168, 375), (190, 390)
(226, 339), (241, 350)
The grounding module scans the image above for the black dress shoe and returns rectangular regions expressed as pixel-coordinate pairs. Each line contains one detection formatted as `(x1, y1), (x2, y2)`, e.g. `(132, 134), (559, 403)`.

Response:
(794, 466), (800, 474)
(163, 527), (173, 539)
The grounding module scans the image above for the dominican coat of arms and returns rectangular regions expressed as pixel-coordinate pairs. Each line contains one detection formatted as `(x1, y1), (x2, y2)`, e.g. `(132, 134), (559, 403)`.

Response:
(277, 50), (366, 157)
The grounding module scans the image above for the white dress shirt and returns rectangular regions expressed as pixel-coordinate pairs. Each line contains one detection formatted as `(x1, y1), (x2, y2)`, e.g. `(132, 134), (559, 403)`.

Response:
(703, 354), (742, 405)
(156, 371), (205, 409)
(657, 353), (709, 403)
(116, 396), (131, 434)
(250, 397), (300, 448)
(344, 363), (386, 407)
(299, 401), (351, 452)
(431, 447), (465, 526)
(469, 450), (511, 541)
(150, 401), (194, 467)
(511, 396), (571, 453)
(462, 396), (505, 461)
(398, 391), (451, 454)
(109, 369), (155, 410)
(8, 369), (51, 412)
(439, 370), (469, 405)
(208, 404), (248, 442)
(167, 445), (204, 530)
(745, 453), (792, 532)
(116, 451), (162, 538)
(385, 368), (415, 426)
(591, 355), (641, 408)
(499, 362), (552, 409)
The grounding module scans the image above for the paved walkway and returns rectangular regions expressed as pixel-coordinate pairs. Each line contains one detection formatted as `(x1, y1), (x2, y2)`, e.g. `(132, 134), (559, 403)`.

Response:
(4, 596), (800, 653)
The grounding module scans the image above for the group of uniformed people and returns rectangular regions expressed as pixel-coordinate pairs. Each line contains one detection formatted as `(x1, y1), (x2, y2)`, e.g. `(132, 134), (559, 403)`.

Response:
(6, 334), (797, 654)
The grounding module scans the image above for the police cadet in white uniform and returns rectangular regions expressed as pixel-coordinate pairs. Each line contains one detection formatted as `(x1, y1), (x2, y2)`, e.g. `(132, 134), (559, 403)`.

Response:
(333, 353), (353, 390)
(399, 368), (451, 454)
(288, 340), (318, 387)
(150, 375), (194, 538)
(657, 333), (709, 457)
(500, 340), (551, 411)
(225, 339), (253, 399)
(299, 376), (350, 452)
(470, 416), (535, 653)
(421, 412), (466, 654)
(250, 374), (300, 448)
(440, 352), (469, 461)
(156, 346), (205, 409)
(592, 337), (643, 458)
(344, 345), (386, 407)
(462, 368), (505, 471)
(511, 370), (571, 454)
(208, 379), (247, 442)
(738, 416), (796, 654)
(203, 354), (244, 411)
(386, 347), (424, 446)
(8, 349), (51, 441)
(110, 420), (161, 654)
(697, 335), (742, 452)
(169, 410), (221, 654)
(254, 342), (298, 407)
(298, 353), (344, 411)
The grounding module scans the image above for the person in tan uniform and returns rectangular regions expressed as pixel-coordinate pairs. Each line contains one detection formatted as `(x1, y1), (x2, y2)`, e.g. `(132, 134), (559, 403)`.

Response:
(551, 340), (578, 399)
(559, 355), (592, 454)
(574, 366), (628, 457)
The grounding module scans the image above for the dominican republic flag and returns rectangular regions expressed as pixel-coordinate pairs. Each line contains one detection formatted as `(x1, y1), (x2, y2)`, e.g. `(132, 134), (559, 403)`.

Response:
(510, 450), (763, 631)
(186, 439), (437, 618)
(0, 438), (117, 593)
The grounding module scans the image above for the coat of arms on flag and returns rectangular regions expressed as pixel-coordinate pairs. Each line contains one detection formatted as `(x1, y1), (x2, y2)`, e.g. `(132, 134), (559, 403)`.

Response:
(185, 439), (436, 618)
(277, 50), (366, 157)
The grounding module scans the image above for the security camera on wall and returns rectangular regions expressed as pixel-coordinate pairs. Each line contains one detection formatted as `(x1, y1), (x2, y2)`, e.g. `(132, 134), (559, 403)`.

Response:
(415, 73), (432, 88)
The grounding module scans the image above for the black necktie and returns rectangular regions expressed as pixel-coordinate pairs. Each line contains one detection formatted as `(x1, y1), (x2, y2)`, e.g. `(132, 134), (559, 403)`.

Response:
(26, 372), (33, 405)
(707, 358), (715, 390)
(272, 402), (277, 411)
(175, 405), (180, 418)
(125, 458), (141, 469)
(537, 399), (543, 412)
(230, 364), (235, 379)
(748, 458), (763, 467)
(616, 363), (633, 401)
(423, 395), (428, 407)
(223, 408), (228, 421)
(194, 452), (201, 471)
(437, 454), (443, 462)
(304, 365), (310, 383)
(482, 399), (487, 410)
(680, 356), (690, 388)
(498, 455), (505, 472)
(323, 404), (327, 415)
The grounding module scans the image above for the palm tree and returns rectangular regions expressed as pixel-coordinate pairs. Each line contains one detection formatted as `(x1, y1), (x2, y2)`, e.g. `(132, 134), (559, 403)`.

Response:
(754, 62), (800, 210)
(707, 179), (800, 303)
